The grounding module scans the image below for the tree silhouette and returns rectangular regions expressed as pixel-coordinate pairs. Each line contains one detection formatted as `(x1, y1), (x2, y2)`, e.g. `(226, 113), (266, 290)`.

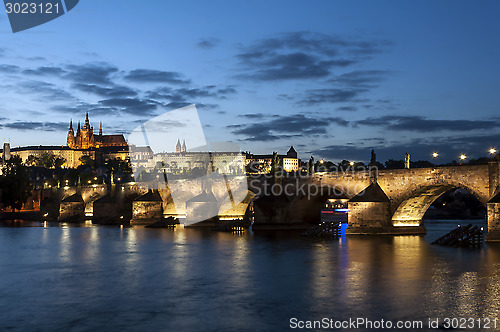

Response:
(0, 155), (32, 211)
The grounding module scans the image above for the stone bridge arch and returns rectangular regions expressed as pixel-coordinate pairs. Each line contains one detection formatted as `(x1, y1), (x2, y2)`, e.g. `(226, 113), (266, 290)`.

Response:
(251, 185), (352, 227)
(390, 183), (486, 226)
(218, 190), (256, 220)
(375, 165), (491, 228)
(377, 165), (491, 208)
(80, 185), (108, 216)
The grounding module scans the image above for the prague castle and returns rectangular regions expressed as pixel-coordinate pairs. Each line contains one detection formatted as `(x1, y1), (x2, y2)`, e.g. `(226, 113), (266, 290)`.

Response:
(2, 113), (128, 168)
(1, 113), (299, 173)
(67, 112), (127, 149)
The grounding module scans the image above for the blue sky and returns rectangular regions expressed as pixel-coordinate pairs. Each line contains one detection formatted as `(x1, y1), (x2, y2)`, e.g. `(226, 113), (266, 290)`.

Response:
(1, 0), (500, 163)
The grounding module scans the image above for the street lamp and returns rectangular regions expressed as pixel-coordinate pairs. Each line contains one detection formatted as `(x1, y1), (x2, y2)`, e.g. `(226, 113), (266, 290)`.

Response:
(460, 154), (467, 164)
(489, 148), (497, 155)
(349, 161), (354, 166)
(432, 152), (439, 167)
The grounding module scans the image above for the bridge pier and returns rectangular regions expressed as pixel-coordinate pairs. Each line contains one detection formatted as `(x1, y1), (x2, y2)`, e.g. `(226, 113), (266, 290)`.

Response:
(131, 190), (163, 224)
(486, 161), (500, 241)
(59, 193), (84, 221)
(486, 192), (500, 241)
(348, 199), (392, 234)
(348, 182), (391, 234)
(347, 182), (426, 235)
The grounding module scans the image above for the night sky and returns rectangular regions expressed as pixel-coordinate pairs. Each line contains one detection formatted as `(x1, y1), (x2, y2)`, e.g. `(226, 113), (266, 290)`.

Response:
(1, 0), (500, 163)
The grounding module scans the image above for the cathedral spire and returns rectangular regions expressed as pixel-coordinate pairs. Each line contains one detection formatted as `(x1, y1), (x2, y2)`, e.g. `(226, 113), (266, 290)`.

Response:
(99, 122), (102, 136)
(84, 111), (90, 129)
(176, 139), (181, 153)
(67, 119), (75, 148)
(182, 139), (186, 153)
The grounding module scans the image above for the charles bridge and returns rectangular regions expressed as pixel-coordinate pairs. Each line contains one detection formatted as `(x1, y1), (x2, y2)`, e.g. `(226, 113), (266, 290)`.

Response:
(54, 160), (500, 241)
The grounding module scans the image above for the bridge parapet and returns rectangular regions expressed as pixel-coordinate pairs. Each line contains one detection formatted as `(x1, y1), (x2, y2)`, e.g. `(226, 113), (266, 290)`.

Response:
(377, 165), (491, 209)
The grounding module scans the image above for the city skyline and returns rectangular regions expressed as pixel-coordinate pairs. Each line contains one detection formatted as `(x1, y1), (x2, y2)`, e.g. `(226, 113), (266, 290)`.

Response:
(1, 1), (500, 163)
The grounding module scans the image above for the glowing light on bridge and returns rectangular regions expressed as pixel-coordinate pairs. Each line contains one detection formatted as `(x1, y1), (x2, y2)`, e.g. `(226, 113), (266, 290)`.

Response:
(432, 152), (439, 158)
(460, 154), (467, 161)
(393, 221), (421, 227)
(490, 148), (497, 155)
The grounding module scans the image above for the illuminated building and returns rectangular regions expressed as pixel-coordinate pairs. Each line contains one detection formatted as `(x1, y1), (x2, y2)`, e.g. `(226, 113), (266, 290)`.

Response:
(245, 146), (300, 173)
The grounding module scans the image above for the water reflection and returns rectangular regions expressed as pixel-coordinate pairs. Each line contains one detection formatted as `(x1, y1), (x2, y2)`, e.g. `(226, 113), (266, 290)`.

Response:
(59, 226), (71, 263)
(0, 219), (497, 330)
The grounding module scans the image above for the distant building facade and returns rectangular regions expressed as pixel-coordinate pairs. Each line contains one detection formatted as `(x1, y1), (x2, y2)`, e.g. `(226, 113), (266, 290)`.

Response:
(155, 140), (245, 175)
(8, 145), (94, 168)
(131, 140), (246, 175)
(245, 146), (300, 173)
(0, 142), (11, 175)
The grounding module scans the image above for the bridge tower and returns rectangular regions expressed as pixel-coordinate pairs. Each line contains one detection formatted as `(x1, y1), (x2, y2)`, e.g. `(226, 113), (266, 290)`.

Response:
(486, 160), (500, 241)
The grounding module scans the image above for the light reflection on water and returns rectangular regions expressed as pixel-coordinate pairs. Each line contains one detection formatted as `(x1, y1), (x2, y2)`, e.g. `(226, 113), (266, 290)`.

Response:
(0, 219), (499, 331)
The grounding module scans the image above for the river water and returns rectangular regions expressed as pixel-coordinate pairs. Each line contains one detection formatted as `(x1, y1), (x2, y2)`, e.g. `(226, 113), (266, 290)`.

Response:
(0, 219), (498, 331)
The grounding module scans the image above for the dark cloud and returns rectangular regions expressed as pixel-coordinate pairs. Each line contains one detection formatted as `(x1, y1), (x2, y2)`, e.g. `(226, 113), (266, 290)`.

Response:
(23, 66), (66, 76)
(162, 102), (218, 111)
(51, 103), (92, 115)
(216, 87), (237, 94)
(124, 69), (190, 84)
(197, 38), (220, 49)
(144, 85), (235, 111)
(72, 83), (137, 98)
(230, 114), (348, 141)
(356, 115), (500, 132)
(0, 64), (20, 73)
(236, 51), (338, 81)
(278, 94), (294, 100)
(65, 62), (119, 85)
(298, 88), (364, 106)
(24, 56), (46, 61)
(238, 113), (269, 119)
(17, 80), (74, 101)
(144, 87), (173, 100)
(174, 87), (217, 98)
(331, 70), (390, 88)
(295, 70), (391, 106)
(161, 101), (192, 110)
(235, 31), (390, 81)
(3, 121), (68, 132)
(337, 106), (357, 112)
(98, 98), (159, 115)
(147, 86), (234, 101)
